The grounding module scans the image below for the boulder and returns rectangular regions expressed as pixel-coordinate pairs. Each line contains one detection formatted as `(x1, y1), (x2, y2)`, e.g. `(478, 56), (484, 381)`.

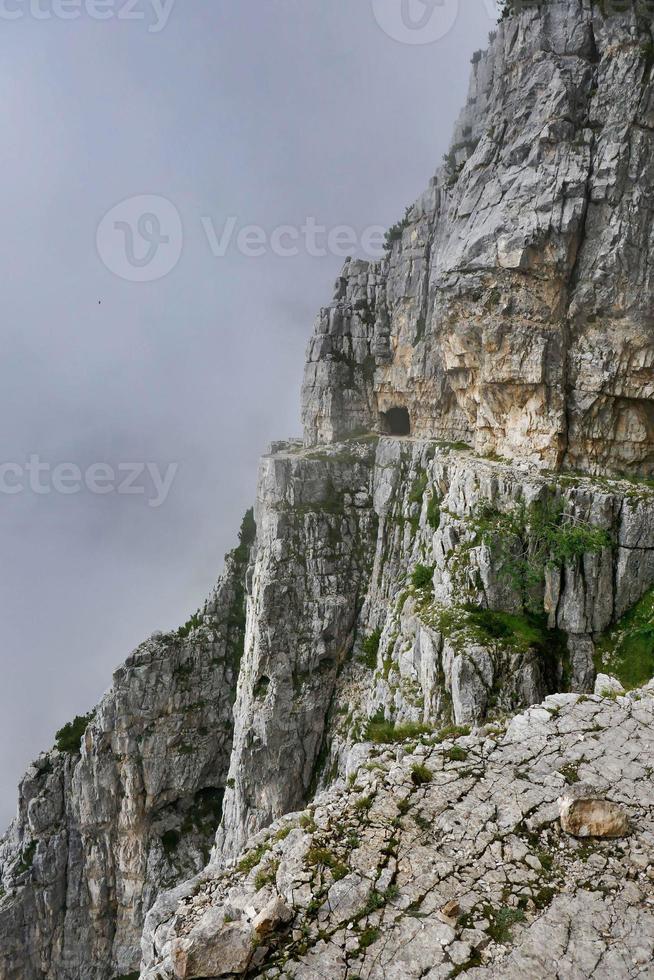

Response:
(594, 674), (625, 698)
(252, 895), (293, 937)
(559, 784), (630, 839)
(170, 909), (253, 979)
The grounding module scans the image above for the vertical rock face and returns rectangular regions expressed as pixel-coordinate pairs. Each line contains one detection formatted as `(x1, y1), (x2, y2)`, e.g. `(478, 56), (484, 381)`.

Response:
(0, 538), (251, 980)
(215, 441), (379, 861)
(294, 441), (654, 778)
(4, 3), (654, 978)
(302, 1), (654, 476)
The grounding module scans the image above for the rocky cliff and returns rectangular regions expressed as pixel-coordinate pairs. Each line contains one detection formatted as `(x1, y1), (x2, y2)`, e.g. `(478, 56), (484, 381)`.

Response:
(0, 522), (253, 980)
(302, 0), (654, 475)
(2, 2), (654, 978)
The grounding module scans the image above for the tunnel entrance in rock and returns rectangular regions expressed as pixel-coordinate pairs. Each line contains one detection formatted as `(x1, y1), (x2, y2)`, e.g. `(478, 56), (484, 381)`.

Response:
(383, 407), (411, 437)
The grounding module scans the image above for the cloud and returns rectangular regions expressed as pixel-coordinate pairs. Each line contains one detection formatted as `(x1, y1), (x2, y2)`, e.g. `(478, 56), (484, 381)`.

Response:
(0, 0), (493, 828)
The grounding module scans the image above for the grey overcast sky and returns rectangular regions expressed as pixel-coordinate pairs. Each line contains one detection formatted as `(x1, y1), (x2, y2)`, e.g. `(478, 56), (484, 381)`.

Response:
(0, 0), (496, 826)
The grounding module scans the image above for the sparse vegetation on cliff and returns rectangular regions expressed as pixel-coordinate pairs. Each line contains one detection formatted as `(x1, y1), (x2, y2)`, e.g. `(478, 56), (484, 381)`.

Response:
(384, 206), (412, 252)
(466, 499), (611, 612)
(595, 587), (654, 689)
(55, 713), (93, 755)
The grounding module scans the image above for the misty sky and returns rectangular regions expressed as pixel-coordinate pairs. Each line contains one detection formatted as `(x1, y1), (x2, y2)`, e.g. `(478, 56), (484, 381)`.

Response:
(0, 0), (496, 827)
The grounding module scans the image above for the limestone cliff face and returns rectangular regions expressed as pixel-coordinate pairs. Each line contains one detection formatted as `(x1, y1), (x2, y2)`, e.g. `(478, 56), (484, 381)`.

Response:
(3, 3), (654, 979)
(302, 1), (654, 476)
(210, 437), (654, 879)
(0, 539), (251, 980)
(215, 442), (379, 862)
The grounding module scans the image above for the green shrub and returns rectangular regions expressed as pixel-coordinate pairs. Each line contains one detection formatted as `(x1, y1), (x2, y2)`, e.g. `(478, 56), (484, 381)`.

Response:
(299, 812), (317, 832)
(485, 905), (526, 943)
(55, 713), (93, 755)
(306, 846), (347, 880)
(430, 602), (567, 690)
(254, 859), (279, 891)
(353, 795), (373, 813)
(177, 611), (204, 639)
(409, 471), (428, 504)
(468, 499), (611, 612)
(410, 763), (433, 786)
(434, 724), (471, 743)
(358, 926), (380, 949)
(426, 493), (441, 530)
(365, 713), (433, 744)
(234, 507), (256, 564)
(361, 629), (382, 669)
(384, 207), (412, 252)
(411, 564), (435, 591)
(560, 762), (581, 785)
(445, 746), (468, 763)
(361, 889), (387, 915)
(15, 840), (37, 875)
(237, 842), (270, 875)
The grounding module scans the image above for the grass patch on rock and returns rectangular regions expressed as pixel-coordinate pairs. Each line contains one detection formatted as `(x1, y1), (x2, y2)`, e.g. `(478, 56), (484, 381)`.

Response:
(411, 564), (435, 591)
(237, 842), (271, 875)
(365, 713), (434, 744)
(484, 905), (525, 944)
(594, 587), (654, 689)
(410, 763), (433, 786)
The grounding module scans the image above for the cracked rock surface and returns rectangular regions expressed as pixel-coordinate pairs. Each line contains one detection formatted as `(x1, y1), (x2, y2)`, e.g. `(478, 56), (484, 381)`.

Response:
(141, 687), (654, 979)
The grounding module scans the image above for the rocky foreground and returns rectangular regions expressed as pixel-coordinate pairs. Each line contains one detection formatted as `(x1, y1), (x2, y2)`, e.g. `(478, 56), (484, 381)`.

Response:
(142, 685), (654, 979)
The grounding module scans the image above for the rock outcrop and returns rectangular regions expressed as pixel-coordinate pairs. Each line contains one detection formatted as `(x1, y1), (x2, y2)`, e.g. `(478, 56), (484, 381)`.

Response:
(215, 441), (379, 862)
(2, 2), (654, 979)
(217, 435), (654, 872)
(302, 0), (654, 476)
(0, 525), (253, 980)
(141, 686), (654, 979)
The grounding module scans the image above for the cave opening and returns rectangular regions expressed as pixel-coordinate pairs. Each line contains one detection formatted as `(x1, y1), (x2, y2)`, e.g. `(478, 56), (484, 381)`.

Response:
(383, 407), (411, 437)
